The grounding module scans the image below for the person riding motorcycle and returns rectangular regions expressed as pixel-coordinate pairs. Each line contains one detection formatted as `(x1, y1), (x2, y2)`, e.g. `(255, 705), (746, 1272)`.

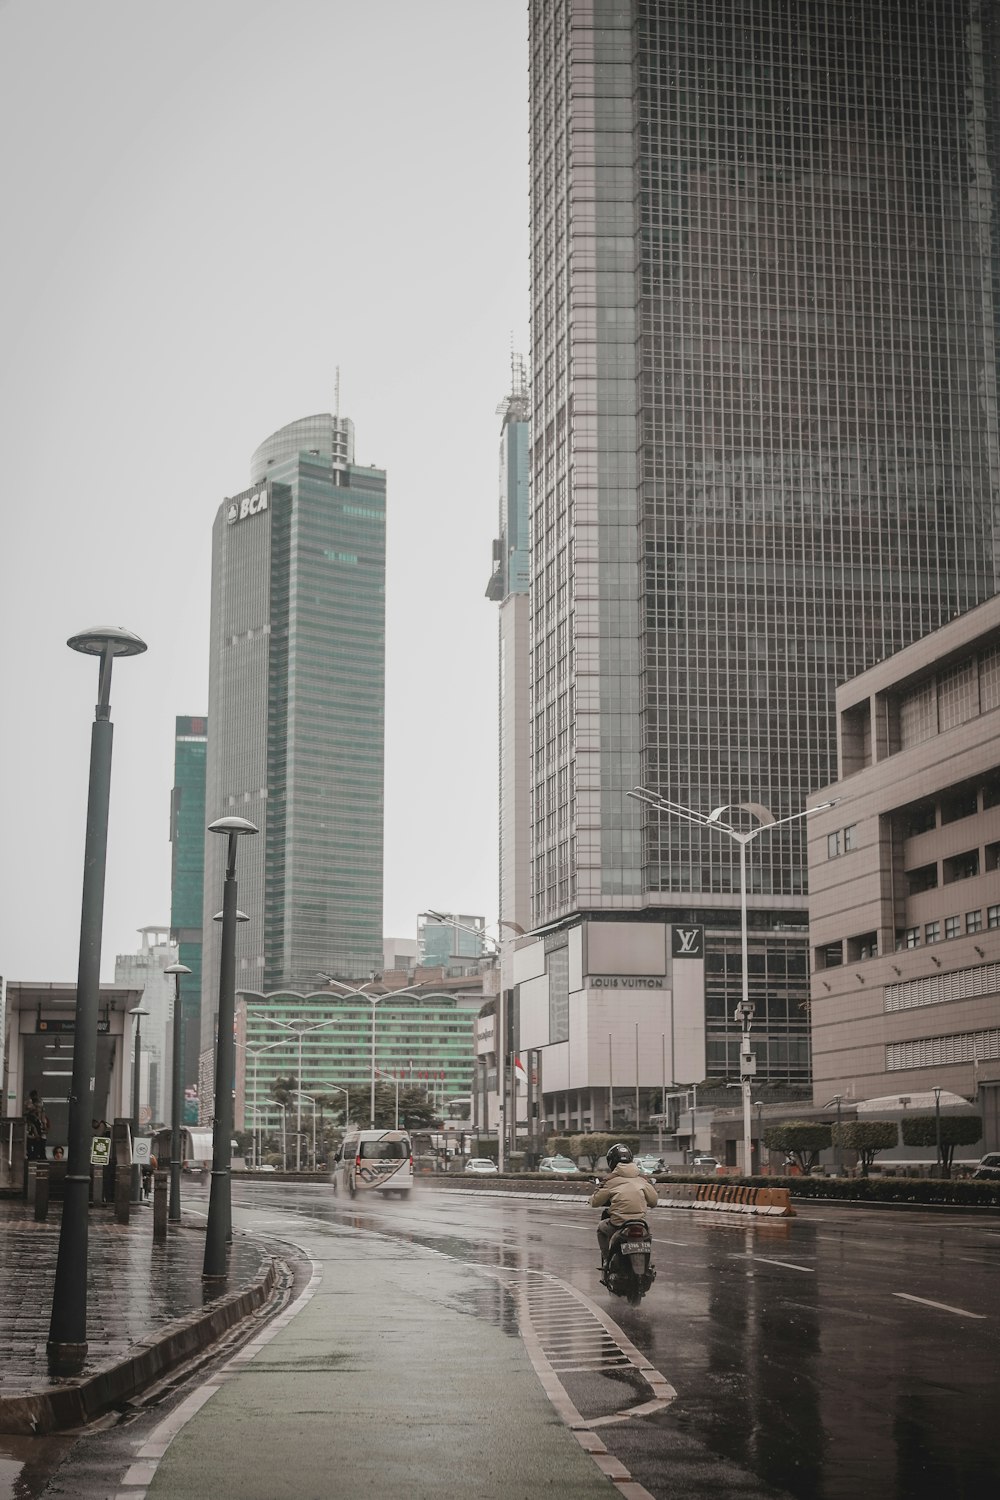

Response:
(590, 1143), (657, 1269)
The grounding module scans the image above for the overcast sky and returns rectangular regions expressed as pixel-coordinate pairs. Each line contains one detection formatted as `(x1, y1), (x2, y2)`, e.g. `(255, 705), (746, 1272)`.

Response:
(0, 0), (529, 982)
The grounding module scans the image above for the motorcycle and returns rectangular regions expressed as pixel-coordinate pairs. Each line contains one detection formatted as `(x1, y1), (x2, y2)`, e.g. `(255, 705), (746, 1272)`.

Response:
(600, 1215), (656, 1306)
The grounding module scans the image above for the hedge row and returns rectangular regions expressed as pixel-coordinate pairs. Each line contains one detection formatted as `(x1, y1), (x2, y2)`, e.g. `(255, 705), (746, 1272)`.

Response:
(729, 1173), (1000, 1207)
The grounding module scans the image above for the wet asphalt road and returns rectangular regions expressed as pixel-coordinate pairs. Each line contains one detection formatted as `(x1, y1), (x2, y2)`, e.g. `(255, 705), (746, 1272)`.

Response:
(7, 1180), (999, 1499)
(226, 1181), (999, 1500)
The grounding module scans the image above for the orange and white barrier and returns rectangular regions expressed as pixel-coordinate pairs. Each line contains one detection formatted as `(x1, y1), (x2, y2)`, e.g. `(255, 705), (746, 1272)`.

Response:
(658, 1181), (794, 1217)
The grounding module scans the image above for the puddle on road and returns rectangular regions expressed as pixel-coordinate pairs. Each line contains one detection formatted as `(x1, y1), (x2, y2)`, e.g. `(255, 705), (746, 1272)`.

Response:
(0, 1433), (77, 1500)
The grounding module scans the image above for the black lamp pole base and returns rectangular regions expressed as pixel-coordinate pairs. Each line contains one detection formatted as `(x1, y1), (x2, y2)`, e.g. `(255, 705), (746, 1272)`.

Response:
(46, 1340), (87, 1378)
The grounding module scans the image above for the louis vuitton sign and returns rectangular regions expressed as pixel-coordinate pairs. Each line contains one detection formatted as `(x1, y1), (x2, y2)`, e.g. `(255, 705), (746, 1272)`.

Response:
(671, 924), (704, 959)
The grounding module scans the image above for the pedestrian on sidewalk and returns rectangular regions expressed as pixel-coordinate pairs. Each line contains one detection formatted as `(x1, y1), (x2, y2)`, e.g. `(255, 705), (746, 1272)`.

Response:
(25, 1091), (49, 1161)
(142, 1153), (157, 1199)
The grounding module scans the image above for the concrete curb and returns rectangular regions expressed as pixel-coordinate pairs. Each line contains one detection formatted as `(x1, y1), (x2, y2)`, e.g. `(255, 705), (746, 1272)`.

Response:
(0, 1257), (280, 1436)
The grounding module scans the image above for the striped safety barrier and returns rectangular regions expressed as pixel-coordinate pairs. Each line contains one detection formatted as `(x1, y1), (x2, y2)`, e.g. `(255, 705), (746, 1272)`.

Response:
(658, 1181), (794, 1217)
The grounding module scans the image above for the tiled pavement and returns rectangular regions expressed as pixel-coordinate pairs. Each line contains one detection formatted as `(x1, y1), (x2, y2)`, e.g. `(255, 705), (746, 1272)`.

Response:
(0, 1195), (267, 1400)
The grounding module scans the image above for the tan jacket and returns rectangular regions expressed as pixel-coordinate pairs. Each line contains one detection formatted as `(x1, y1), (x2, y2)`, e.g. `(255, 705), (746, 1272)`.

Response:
(590, 1162), (657, 1224)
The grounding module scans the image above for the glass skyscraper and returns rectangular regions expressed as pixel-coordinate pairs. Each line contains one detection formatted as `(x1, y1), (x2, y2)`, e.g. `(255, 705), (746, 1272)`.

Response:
(169, 715), (206, 1118)
(486, 356), (533, 948)
(528, 1), (1000, 1086)
(201, 415), (385, 1073)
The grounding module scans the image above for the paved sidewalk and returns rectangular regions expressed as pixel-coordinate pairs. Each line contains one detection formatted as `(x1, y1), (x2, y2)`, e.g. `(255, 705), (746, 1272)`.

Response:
(0, 1195), (271, 1433)
(129, 1213), (617, 1500)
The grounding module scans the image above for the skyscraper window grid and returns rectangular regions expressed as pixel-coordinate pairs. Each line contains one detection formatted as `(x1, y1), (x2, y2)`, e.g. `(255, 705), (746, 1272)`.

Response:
(527, 0), (1000, 1088)
(201, 416), (385, 1095)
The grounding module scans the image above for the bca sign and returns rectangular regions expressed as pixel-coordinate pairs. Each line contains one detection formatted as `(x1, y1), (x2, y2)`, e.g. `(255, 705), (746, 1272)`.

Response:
(226, 487), (268, 525)
(672, 924), (704, 959)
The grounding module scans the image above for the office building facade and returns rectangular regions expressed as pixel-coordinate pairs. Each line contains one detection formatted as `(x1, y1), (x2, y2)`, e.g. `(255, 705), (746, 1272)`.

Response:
(808, 595), (1000, 1147)
(114, 927), (177, 1126)
(169, 714), (206, 1120)
(201, 414), (386, 1079)
(234, 986), (477, 1140)
(487, 357), (533, 951)
(520, 0), (1000, 1120)
(417, 913), (486, 975)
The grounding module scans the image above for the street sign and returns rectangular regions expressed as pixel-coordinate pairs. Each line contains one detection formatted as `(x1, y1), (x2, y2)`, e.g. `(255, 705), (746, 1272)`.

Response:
(90, 1136), (111, 1166)
(132, 1138), (152, 1164)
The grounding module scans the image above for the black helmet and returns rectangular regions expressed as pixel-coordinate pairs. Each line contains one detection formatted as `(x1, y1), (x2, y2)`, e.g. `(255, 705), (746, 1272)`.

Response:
(606, 1143), (633, 1171)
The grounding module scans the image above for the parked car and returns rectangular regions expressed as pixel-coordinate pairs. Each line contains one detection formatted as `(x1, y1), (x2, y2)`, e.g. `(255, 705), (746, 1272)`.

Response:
(538, 1155), (580, 1174)
(972, 1152), (1000, 1180)
(464, 1158), (499, 1175)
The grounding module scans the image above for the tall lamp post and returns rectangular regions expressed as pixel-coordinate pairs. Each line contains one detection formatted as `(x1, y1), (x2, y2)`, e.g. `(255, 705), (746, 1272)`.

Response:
(374, 1067), (401, 1128)
(298, 1092), (319, 1168)
(933, 1084), (943, 1176)
(247, 1012), (347, 1169)
(203, 817), (258, 1281)
(164, 962), (191, 1221)
(128, 1005), (150, 1202)
(316, 975), (427, 1137)
(238, 1036), (291, 1168)
(629, 788), (838, 1174)
(826, 1094), (843, 1176)
(47, 625), (147, 1376)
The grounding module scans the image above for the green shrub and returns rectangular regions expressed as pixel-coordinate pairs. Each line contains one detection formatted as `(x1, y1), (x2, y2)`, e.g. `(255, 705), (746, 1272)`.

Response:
(783, 1173), (1000, 1207)
(762, 1120), (832, 1171)
(569, 1133), (639, 1167)
(832, 1120), (898, 1176)
(546, 1136), (574, 1157)
(899, 1114), (983, 1175)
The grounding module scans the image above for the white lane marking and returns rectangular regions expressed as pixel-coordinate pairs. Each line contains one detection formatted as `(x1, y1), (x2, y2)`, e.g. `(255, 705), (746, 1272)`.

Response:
(731, 1254), (814, 1273)
(893, 1293), (986, 1319)
(504, 1269), (677, 1423)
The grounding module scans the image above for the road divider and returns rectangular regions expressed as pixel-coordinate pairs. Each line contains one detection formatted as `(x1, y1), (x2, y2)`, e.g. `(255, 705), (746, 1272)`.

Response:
(659, 1181), (795, 1216)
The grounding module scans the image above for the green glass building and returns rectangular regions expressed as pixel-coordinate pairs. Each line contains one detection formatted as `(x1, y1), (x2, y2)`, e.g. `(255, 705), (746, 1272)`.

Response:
(169, 715), (206, 1120)
(235, 989), (477, 1138)
(201, 416), (385, 1072)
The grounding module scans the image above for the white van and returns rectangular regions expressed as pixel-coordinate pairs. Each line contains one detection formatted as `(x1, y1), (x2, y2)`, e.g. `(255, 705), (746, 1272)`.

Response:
(331, 1129), (413, 1199)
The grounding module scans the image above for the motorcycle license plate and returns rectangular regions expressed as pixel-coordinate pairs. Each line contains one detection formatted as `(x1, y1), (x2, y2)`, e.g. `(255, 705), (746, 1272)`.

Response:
(623, 1242), (650, 1255)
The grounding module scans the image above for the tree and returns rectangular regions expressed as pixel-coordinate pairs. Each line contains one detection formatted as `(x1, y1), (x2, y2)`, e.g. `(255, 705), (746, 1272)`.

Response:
(570, 1133), (640, 1169)
(269, 1073), (297, 1112)
(900, 1114), (983, 1176)
(832, 1120), (897, 1176)
(546, 1136), (574, 1158)
(370, 1084), (439, 1131)
(762, 1120), (832, 1173)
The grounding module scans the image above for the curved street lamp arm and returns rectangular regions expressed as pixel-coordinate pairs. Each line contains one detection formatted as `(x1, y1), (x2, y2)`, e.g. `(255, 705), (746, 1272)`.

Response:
(628, 787), (741, 838)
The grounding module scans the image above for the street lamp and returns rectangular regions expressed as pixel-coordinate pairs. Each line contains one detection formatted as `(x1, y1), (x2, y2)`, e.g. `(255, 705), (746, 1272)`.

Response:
(424, 912), (508, 1167)
(825, 1094), (843, 1175)
(246, 1012), (348, 1169)
(298, 1092), (319, 1169)
(629, 788), (838, 1174)
(163, 963), (192, 1222)
(48, 624), (146, 1377)
(324, 1083), (350, 1129)
(374, 1067), (401, 1129)
(316, 975), (428, 1137)
(128, 1005), (150, 1203)
(203, 817), (258, 1281)
(933, 1084), (943, 1176)
(237, 1036), (291, 1168)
